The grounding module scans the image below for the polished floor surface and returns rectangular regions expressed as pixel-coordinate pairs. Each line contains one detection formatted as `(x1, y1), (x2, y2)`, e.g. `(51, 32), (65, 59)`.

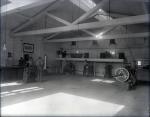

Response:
(1, 75), (149, 116)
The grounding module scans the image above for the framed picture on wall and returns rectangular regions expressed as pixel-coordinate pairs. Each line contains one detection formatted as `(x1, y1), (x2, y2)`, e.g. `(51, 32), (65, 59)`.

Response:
(23, 43), (34, 53)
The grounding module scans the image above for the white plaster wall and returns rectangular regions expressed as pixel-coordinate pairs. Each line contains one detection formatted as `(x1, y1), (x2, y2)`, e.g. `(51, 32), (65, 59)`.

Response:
(61, 37), (149, 76)
(43, 42), (61, 66)
(13, 36), (44, 64)
(1, 29), (14, 67)
(0, 34), (44, 66)
(2, 28), (60, 68)
(59, 24), (149, 77)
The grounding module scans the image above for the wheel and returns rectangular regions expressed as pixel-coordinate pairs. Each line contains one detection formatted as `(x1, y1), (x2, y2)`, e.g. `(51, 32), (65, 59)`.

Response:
(115, 68), (130, 82)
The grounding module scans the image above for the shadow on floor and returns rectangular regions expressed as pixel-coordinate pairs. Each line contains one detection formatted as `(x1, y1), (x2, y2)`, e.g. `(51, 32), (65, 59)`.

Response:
(1, 74), (149, 116)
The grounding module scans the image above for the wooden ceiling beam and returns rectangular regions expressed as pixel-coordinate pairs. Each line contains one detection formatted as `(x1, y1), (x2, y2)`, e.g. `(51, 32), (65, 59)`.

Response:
(14, 14), (150, 36)
(45, 32), (149, 43)
(1, 0), (56, 16)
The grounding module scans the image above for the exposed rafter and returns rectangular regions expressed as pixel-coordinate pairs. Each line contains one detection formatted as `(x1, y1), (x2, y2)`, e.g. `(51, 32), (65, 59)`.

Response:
(70, 0), (120, 39)
(91, 12), (129, 18)
(16, 13), (30, 20)
(70, 0), (112, 26)
(82, 30), (96, 37)
(45, 0), (109, 39)
(46, 13), (95, 39)
(70, 0), (149, 38)
(70, 0), (90, 11)
(46, 13), (71, 26)
(14, 14), (150, 36)
(12, 0), (58, 33)
(45, 32), (149, 43)
(72, 0), (108, 24)
(1, 0), (57, 16)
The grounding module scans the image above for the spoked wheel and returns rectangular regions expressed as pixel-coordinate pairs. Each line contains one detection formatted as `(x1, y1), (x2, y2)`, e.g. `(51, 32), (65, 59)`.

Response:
(115, 68), (130, 83)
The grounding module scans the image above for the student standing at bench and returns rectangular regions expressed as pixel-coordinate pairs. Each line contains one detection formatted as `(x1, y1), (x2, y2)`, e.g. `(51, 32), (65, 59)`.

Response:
(36, 57), (44, 82)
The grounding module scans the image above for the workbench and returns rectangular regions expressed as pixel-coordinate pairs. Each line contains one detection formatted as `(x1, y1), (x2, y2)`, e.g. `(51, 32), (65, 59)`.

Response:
(56, 58), (124, 76)
(56, 58), (124, 63)
(0, 66), (24, 82)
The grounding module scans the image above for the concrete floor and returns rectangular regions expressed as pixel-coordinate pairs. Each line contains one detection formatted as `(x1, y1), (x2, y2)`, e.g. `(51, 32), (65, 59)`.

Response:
(1, 75), (149, 116)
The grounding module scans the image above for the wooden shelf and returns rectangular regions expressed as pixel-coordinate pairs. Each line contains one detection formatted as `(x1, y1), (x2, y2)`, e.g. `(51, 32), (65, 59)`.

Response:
(56, 58), (124, 63)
